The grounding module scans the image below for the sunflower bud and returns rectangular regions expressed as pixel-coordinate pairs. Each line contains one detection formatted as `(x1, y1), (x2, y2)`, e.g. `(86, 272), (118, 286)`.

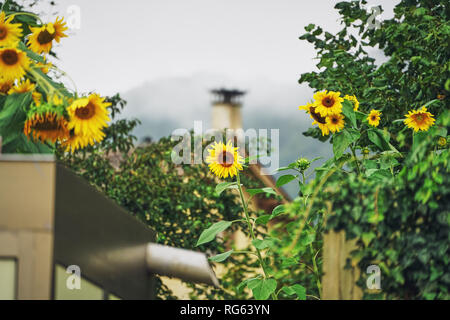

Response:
(362, 148), (370, 155)
(437, 136), (447, 148)
(296, 158), (311, 171)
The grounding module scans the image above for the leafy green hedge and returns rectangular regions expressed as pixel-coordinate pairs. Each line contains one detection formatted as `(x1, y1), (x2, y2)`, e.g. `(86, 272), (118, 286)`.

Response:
(300, 0), (449, 145)
(297, 0), (449, 299)
(318, 113), (449, 299)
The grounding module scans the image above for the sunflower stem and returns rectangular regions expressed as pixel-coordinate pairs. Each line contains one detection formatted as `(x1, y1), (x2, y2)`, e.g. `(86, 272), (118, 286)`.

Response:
(50, 65), (78, 96)
(301, 171), (322, 297)
(8, 12), (43, 24)
(236, 172), (277, 300)
(301, 171), (307, 207)
(351, 145), (361, 175)
(28, 68), (54, 97)
(309, 241), (322, 298)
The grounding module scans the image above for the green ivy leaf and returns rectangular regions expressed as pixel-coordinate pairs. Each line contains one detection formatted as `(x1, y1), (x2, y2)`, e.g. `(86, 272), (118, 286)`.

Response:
(305, 23), (315, 32)
(196, 221), (233, 246)
(299, 233), (315, 246)
(281, 257), (298, 268)
(361, 232), (376, 247)
(282, 284), (306, 300)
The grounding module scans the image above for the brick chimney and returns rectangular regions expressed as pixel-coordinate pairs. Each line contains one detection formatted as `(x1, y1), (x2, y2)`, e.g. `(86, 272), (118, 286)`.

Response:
(210, 88), (246, 130)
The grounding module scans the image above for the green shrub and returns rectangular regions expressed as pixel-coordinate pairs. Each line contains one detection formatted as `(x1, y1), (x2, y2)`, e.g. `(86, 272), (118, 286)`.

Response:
(296, 0), (449, 299)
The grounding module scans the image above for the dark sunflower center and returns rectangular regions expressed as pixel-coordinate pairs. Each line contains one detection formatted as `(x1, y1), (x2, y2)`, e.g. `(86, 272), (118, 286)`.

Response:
(331, 117), (339, 124)
(322, 97), (335, 108)
(75, 102), (96, 120)
(414, 114), (424, 123)
(218, 151), (234, 168)
(0, 27), (7, 40)
(1, 49), (19, 65)
(0, 83), (11, 94)
(37, 29), (55, 45)
(309, 106), (326, 124)
(371, 116), (377, 121)
(33, 118), (59, 131)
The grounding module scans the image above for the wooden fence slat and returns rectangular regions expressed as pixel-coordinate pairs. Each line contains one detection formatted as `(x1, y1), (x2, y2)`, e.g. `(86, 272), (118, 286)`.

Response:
(322, 230), (363, 300)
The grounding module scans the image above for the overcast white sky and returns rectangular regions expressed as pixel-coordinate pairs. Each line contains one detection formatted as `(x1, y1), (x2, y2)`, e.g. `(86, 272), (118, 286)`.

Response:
(28, 0), (399, 151)
(42, 0), (398, 96)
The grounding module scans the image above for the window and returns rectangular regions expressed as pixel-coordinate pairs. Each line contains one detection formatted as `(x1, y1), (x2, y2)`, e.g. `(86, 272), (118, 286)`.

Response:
(0, 258), (17, 300)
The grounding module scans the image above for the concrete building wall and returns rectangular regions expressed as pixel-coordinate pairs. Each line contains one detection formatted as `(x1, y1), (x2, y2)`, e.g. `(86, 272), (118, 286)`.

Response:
(0, 156), (55, 299)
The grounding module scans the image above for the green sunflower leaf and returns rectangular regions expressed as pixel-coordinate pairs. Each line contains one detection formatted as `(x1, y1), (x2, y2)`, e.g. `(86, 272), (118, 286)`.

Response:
(342, 100), (357, 128)
(209, 250), (234, 262)
(246, 187), (277, 196)
(248, 278), (277, 300)
(333, 128), (360, 159)
(215, 182), (238, 196)
(276, 174), (297, 187)
(196, 220), (233, 246)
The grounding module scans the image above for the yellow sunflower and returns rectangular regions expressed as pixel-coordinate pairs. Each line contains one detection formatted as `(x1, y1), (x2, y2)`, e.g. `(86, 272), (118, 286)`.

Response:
(8, 78), (35, 94)
(0, 11), (23, 46)
(62, 130), (106, 153)
(35, 59), (52, 74)
(313, 90), (344, 117)
(61, 134), (89, 153)
(367, 109), (381, 127)
(0, 78), (13, 95)
(32, 91), (42, 106)
(67, 94), (111, 137)
(326, 113), (345, 133)
(299, 102), (330, 136)
(24, 105), (69, 143)
(404, 106), (435, 132)
(48, 94), (64, 106)
(344, 94), (359, 111)
(206, 141), (244, 179)
(0, 47), (30, 81)
(28, 17), (68, 54)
